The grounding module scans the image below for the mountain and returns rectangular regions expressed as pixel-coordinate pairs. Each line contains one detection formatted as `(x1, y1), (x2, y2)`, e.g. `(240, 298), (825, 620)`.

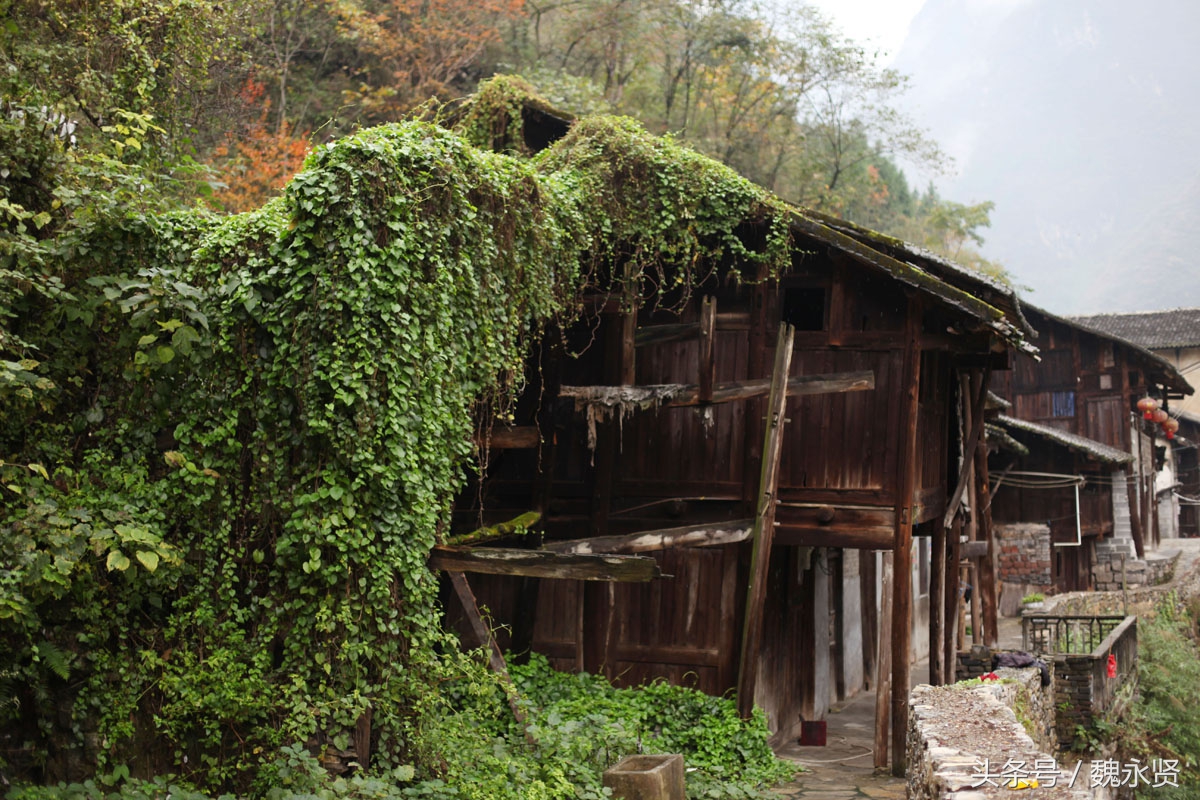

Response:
(892, 0), (1200, 314)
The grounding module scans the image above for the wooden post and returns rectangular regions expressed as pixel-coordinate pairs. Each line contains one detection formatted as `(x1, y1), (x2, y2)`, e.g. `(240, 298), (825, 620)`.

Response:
(930, 520), (945, 685)
(1128, 466), (1146, 560)
(874, 552), (893, 771)
(970, 562), (983, 645)
(861, 549), (878, 691)
(891, 298), (921, 776)
(699, 296), (716, 405)
(975, 416), (999, 647)
(833, 550), (846, 701)
(737, 323), (795, 719)
(944, 516), (962, 684)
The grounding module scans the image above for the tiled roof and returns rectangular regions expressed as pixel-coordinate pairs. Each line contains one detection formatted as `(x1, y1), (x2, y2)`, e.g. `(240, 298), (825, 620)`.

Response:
(1029, 304), (1194, 396)
(1068, 308), (1200, 350)
(995, 414), (1133, 466)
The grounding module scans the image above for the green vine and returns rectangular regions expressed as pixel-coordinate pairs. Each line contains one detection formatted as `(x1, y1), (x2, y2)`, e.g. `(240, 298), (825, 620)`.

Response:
(1, 79), (795, 792)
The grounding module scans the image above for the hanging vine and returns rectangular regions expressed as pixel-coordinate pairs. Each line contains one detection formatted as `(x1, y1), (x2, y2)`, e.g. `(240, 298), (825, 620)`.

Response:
(0, 78), (793, 792)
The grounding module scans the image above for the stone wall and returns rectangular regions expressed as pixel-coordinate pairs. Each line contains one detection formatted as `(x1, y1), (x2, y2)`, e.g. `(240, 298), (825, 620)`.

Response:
(951, 655), (1057, 753)
(1049, 617), (1138, 750)
(1092, 549), (1178, 592)
(996, 523), (1052, 616)
(906, 678), (1108, 800)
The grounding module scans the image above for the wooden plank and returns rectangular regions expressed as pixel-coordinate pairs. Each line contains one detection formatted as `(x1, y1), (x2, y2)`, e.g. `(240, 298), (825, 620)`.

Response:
(561, 370), (874, 410)
(737, 323), (795, 719)
(874, 551), (893, 771)
(891, 296), (921, 777)
(613, 643), (722, 667)
(636, 321), (696, 347)
(544, 519), (753, 554)
(474, 426), (540, 449)
(634, 312), (753, 347)
(774, 526), (894, 549)
(776, 504), (895, 529)
(699, 296), (717, 404)
(429, 547), (661, 582)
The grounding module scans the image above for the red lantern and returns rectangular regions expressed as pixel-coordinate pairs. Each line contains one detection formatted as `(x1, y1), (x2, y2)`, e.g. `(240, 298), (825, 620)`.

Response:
(1152, 408), (1169, 425)
(1164, 417), (1180, 440)
(1138, 396), (1159, 419)
(1106, 653), (1117, 679)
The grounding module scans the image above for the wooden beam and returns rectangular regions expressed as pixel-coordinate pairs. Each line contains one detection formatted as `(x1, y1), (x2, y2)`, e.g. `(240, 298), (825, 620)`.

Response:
(776, 504), (895, 530)
(429, 547), (661, 582)
(960, 540), (989, 559)
(561, 371), (874, 410)
(544, 519), (753, 554)
(474, 426), (540, 449)
(874, 551), (893, 771)
(447, 511), (541, 546)
(773, 526), (894, 549)
(634, 312), (754, 347)
(699, 296), (717, 404)
(891, 296), (921, 776)
(737, 323), (795, 719)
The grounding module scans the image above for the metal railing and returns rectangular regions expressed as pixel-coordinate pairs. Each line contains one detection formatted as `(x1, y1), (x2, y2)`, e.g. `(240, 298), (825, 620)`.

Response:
(1022, 614), (1126, 655)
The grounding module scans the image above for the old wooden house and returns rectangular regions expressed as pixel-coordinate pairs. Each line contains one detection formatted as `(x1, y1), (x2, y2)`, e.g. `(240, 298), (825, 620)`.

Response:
(987, 305), (1192, 593)
(433, 86), (1034, 772)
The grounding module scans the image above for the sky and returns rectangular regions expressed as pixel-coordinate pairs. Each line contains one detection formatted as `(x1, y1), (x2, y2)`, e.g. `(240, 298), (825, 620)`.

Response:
(800, 0), (927, 63)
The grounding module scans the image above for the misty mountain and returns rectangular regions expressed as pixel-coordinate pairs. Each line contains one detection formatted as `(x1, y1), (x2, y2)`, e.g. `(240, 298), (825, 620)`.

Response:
(892, 0), (1200, 314)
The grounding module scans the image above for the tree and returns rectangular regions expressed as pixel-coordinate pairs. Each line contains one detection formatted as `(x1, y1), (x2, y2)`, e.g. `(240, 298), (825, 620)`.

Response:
(337, 0), (527, 115)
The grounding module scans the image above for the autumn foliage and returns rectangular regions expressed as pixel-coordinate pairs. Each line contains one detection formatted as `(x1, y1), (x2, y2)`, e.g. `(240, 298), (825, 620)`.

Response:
(342, 0), (526, 113)
(211, 81), (311, 213)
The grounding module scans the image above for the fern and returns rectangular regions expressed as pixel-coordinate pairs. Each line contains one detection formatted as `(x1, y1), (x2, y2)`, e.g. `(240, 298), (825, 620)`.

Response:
(33, 641), (70, 681)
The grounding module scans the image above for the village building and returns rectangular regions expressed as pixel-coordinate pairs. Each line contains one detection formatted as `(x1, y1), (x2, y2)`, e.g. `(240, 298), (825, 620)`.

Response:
(1068, 308), (1200, 538)
(433, 89), (1036, 773)
(986, 305), (1192, 604)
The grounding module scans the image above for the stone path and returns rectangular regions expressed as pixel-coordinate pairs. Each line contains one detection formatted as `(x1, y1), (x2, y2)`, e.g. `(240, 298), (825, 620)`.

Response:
(769, 537), (1200, 799)
(770, 660), (926, 799)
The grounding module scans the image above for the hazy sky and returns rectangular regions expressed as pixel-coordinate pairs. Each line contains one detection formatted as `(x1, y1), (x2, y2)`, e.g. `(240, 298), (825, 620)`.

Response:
(800, 0), (927, 62)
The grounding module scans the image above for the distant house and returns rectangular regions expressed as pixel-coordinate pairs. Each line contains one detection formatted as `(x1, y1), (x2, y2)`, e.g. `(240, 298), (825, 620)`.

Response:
(1069, 308), (1200, 415)
(987, 304), (1192, 599)
(1069, 308), (1200, 538)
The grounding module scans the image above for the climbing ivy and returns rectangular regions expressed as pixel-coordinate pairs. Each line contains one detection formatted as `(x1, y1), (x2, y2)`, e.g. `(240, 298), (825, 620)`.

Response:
(0, 78), (794, 792)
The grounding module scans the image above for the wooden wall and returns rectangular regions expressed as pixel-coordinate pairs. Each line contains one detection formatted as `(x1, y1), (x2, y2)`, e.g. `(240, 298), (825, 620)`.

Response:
(449, 242), (994, 737)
